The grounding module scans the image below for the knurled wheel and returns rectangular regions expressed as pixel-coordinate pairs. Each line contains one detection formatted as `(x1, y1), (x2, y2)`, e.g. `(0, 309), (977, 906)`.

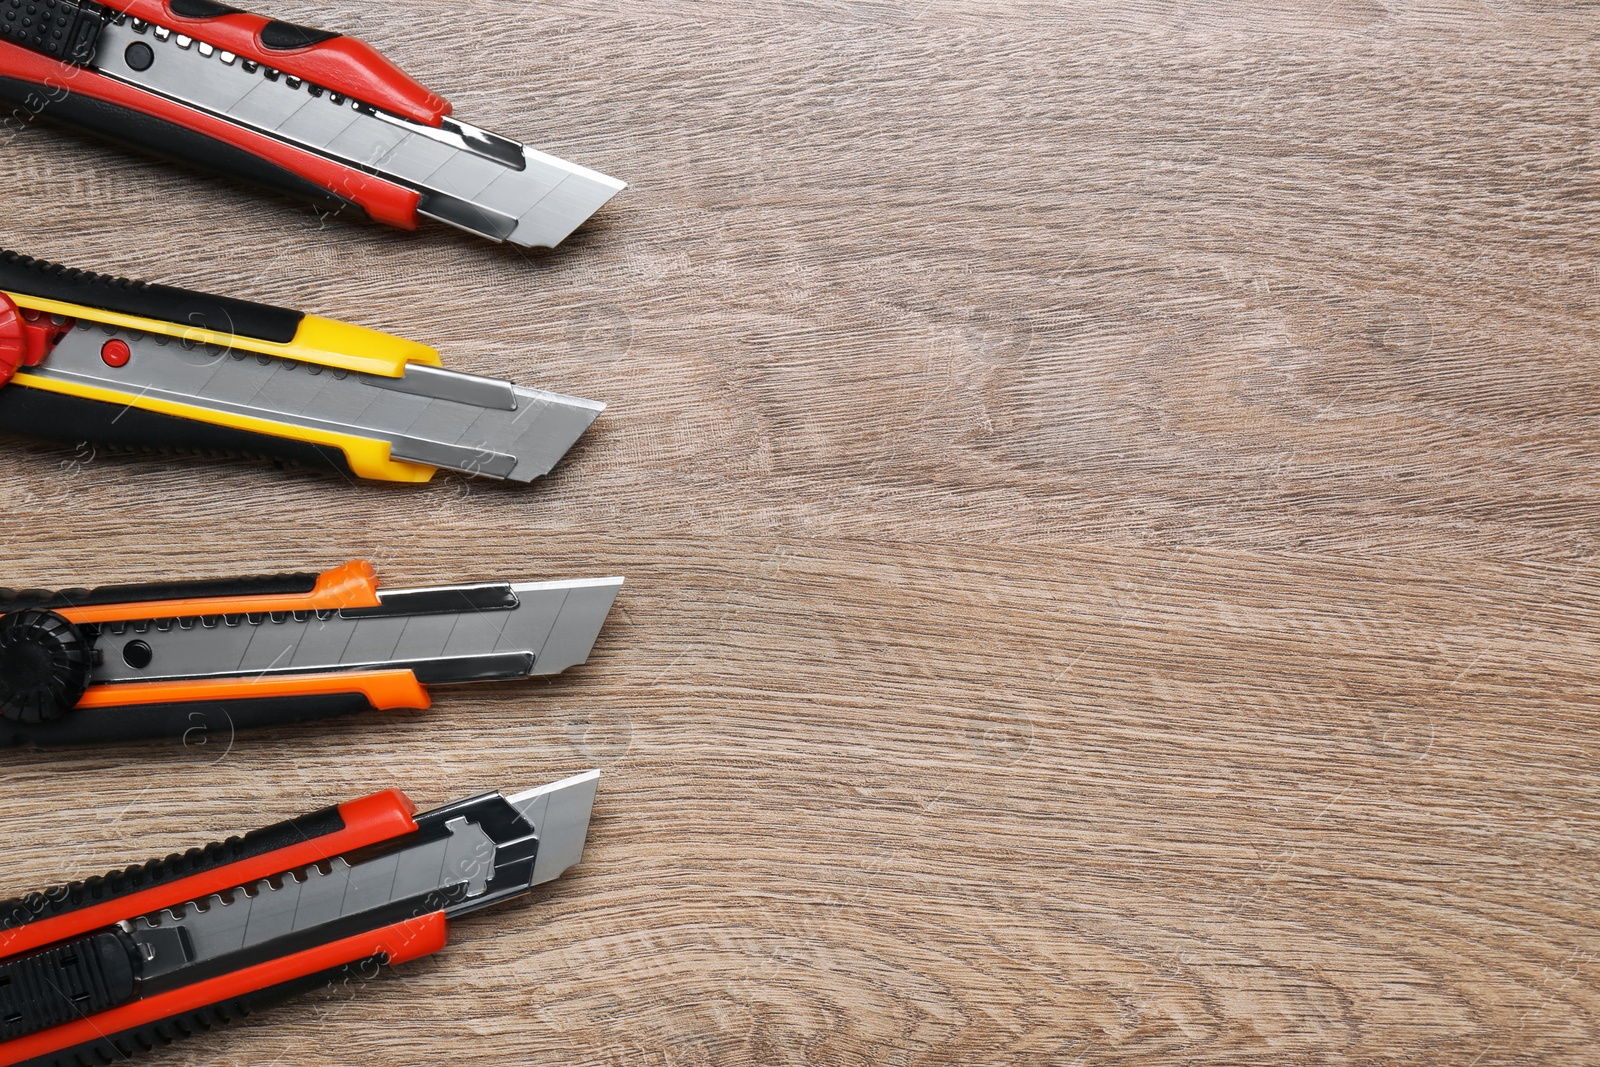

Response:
(0, 610), (92, 723)
(0, 292), (24, 386)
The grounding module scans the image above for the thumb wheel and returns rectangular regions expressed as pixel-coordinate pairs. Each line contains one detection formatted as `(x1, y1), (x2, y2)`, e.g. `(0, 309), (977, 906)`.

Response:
(0, 610), (93, 723)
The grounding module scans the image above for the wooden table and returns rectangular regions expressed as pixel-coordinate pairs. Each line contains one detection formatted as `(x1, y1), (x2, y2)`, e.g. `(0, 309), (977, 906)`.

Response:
(1, 1), (1596, 1062)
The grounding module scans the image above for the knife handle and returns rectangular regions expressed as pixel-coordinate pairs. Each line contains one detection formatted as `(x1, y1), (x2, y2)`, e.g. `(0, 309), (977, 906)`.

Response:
(0, 915), (446, 1067)
(0, 929), (141, 1045)
(0, 381), (362, 478)
(0, 0), (104, 65)
(0, 790), (418, 956)
(0, 787), (430, 1066)
(0, 44), (424, 229)
(6, 954), (389, 1067)
(0, 249), (449, 482)
(109, 0), (450, 125)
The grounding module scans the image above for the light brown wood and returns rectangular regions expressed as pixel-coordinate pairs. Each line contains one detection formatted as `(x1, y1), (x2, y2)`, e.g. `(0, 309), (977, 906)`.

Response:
(2, 0), (1598, 1062)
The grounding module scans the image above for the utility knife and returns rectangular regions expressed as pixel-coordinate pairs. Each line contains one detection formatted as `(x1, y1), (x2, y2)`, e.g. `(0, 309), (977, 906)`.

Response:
(0, 771), (600, 1065)
(0, 0), (624, 246)
(0, 249), (605, 483)
(0, 560), (623, 744)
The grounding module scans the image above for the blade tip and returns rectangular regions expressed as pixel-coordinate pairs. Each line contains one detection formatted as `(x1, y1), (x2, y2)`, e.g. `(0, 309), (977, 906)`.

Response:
(511, 769), (601, 885)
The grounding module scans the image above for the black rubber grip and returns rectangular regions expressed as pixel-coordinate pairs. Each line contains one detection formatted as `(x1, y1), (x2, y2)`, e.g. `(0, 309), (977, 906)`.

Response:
(161, 0), (340, 50)
(258, 19), (338, 50)
(0, 930), (139, 1042)
(0, 691), (386, 748)
(0, 0), (107, 65)
(0, 77), (368, 275)
(0, 247), (302, 345)
(166, 0), (241, 16)
(0, 804), (345, 932)
(0, 384), (357, 479)
(15, 954), (385, 1067)
(0, 573), (318, 616)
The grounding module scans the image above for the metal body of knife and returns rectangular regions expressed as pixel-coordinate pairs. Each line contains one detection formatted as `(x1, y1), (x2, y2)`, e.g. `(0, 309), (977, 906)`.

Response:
(0, 249), (604, 483)
(0, 770), (600, 1066)
(0, 0), (624, 247)
(0, 560), (622, 744)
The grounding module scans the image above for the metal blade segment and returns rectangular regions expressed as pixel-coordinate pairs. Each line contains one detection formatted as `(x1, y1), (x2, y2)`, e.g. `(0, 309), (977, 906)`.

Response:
(509, 770), (601, 886)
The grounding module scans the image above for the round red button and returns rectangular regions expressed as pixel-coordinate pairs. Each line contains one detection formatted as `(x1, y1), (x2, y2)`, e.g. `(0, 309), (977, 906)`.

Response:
(101, 339), (131, 367)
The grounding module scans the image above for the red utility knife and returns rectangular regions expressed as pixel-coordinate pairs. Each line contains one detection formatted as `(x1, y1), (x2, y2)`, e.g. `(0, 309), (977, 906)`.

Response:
(0, 0), (625, 247)
(0, 771), (600, 1066)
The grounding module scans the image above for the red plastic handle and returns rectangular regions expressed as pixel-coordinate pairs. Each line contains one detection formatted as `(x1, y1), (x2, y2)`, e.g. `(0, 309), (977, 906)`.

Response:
(0, 40), (423, 228)
(105, 0), (451, 126)
(0, 789), (419, 961)
(0, 911), (448, 1067)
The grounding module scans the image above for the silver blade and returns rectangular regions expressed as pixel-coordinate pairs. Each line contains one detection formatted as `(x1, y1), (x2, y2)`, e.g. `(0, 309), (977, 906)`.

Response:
(89, 18), (625, 247)
(16, 321), (603, 482)
(508, 769), (601, 886)
(87, 577), (623, 685)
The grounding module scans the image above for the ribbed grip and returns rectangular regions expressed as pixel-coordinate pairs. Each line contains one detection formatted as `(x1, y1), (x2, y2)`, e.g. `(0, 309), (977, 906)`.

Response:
(0, 806), (345, 932)
(0, 930), (139, 1042)
(164, 0), (339, 49)
(0, 572), (319, 617)
(0, 0), (107, 65)
(257, 18), (338, 50)
(15, 955), (383, 1067)
(0, 250), (304, 344)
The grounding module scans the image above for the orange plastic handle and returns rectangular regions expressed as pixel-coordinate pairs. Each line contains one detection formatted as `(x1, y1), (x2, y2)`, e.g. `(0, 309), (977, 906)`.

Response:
(58, 560), (382, 625)
(75, 668), (429, 710)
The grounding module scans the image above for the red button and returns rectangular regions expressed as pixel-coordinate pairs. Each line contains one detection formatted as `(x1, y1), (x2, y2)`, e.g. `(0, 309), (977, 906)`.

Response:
(101, 339), (131, 367)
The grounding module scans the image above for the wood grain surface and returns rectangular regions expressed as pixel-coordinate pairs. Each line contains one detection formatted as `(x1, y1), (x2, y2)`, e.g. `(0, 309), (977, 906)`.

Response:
(1, 0), (1598, 1063)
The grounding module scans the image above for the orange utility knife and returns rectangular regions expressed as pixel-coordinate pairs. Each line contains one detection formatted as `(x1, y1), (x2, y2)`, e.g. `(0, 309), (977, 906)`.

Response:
(0, 561), (622, 745)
